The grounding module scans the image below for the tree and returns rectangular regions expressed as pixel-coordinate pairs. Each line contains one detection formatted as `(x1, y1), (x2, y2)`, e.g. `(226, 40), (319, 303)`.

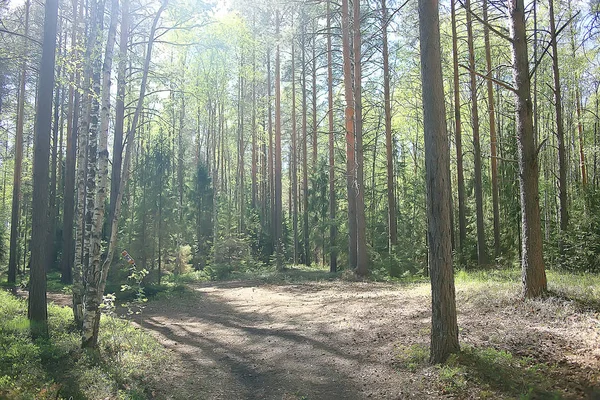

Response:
(326, 0), (337, 272)
(341, 0), (357, 270)
(418, 0), (460, 363)
(29, 0), (59, 337)
(508, 0), (547, 298)
(465, 0), (487, 265)
(7, 0), (29, 289)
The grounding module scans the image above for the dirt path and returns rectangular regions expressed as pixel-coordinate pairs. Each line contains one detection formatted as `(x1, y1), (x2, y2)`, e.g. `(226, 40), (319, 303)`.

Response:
(139, 279), (600, 400)
(142, 280), (435, 400)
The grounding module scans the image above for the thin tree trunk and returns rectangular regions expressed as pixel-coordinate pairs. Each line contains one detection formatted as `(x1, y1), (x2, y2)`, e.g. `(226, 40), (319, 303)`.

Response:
(327, 0), (337, 273)
(549, 0), (568, 235)
(354, 0), (368, 276)
(508, 0), (547, 298)
(301, 15), (309, 266)
(8, 0), (30, 288)
(483, 0), (500, 258)
(291, 29), (299, 264)
(341, 0), (357, 270)
(382, 0), (397, 252)
(274, 10), (283, 269)
(465, 0), (487, 265)
(418, 0), (460, 363)
(451, 0), (466, 261)
(109, 0), (129, 225)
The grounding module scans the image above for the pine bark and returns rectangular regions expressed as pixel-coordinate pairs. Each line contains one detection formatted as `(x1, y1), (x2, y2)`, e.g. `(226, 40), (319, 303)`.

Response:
(274, 10), (283, 268)
(508, 0), (548, 298)
(549, 0), (568, 234)
(8, 0), (30, 288)
(29, 0), (60, 336)
(418, 0), (460, 363)
(382, 0), (397, 252)
(354, 0), (368, 276)
(483, 0), (501, 258)
(451, 0), (466, 259)
(465, 0), (488, 265)
(341, 0), (357, 270)
(327, 0), (337, 272)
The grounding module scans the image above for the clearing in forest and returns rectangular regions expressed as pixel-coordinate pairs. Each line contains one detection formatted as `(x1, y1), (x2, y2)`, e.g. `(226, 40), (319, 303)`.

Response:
(139, 270), (600, 399)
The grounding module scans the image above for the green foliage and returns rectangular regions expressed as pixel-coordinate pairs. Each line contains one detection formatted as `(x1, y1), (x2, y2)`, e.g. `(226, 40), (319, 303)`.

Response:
(393, 343), (429, 372)
(0, 290), (168, 399)
(437, 346), (561, 399)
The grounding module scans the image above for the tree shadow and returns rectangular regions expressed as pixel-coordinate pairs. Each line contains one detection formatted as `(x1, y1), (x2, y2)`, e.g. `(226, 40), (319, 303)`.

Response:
(141, 287), (375, 399)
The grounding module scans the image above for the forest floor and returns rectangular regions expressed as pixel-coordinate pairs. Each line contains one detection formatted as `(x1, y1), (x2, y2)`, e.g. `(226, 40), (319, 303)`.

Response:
(130, 268), (600, 400)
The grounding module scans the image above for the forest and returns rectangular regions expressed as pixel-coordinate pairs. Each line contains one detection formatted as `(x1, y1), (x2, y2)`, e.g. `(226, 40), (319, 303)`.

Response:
(0, 0), (600, 397)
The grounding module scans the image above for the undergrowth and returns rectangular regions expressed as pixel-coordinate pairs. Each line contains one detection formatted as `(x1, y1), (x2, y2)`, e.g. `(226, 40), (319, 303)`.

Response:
(0, 289), (168, 399)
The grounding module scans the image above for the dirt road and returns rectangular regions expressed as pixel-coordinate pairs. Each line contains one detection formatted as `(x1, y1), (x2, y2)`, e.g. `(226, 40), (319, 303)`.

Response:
(142, 280), (435, 400)
(140, 277), (600, 400)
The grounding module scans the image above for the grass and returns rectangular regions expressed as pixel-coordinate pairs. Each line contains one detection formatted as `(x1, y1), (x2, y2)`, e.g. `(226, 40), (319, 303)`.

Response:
(0, 289), (169, 399)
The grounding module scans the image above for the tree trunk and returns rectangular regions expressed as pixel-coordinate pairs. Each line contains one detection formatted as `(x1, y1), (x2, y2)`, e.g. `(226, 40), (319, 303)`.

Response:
(451, 0), (466, 261)
(29, 0), (59, 337)
(291, 29), (299, 264)
(327, 0), (337, 273)
(109, 0), (129, 225)
(508, 0), (547, 298)
(354, 0), (368, 276)
(549, 0), (568, 235)
(418, 0), (460, 363)
(82, 0), (117, 348)
(465, 0), (487, 265)
(301, 15), (310, 266)
(381, 0), (397, 252)
(341, 0), (357, 270)
(8, 0), (30, 288)
(483, 0), (500, 258)
(274, 10), (283, 269)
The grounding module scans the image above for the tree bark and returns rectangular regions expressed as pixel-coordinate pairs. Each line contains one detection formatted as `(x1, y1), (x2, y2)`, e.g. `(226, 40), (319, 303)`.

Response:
(508, 0), (547, 298)
(465, 0), (488, 265)
(341, 0), (357, 270)
(82, 0), (117, 348)
(109, 0), (129, 225)
(549, 0), (568, 235)
(381, 0), (397, 252)
(418, 0), (460, 363)
(354, 0), (368, 276)
(274, 10), (283, 269)
(8, 0), (30, 288)
(483, 0), (501, 258)
(29, 0), (60, 337)
(327, 0), (337, 273)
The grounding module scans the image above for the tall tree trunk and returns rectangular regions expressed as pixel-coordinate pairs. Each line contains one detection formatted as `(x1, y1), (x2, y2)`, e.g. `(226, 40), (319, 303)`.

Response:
(301, 15), (310, 266)
(29, 0), (59, 337)
(508, 0), (547, 298)
(327, 0), (337, 273)
(341, 0), (357, 270)
(61, 0), (78, 284)
(483, 0), (500, 258)
(354, 0), (368, 276)
(73, 0), (89, 326)
(451, 0), (466, 260)
(274, 10), (283, 269)
(82, 0), (117, 348)
(465, 0), (487, 265)
(291, 30), (299, 264)
(109, 0), (129, 225)
(549, 0), (568, 235)
(381, 0), (397, 252)
(418, 0), (460, 363)
(8, 0), (30, 288)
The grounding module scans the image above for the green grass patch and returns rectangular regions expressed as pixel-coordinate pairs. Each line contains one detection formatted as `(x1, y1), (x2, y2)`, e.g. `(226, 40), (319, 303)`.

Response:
(438, 346), (562, 399)
(0, 289), (169, 399)
(393, 343), (429, 372)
